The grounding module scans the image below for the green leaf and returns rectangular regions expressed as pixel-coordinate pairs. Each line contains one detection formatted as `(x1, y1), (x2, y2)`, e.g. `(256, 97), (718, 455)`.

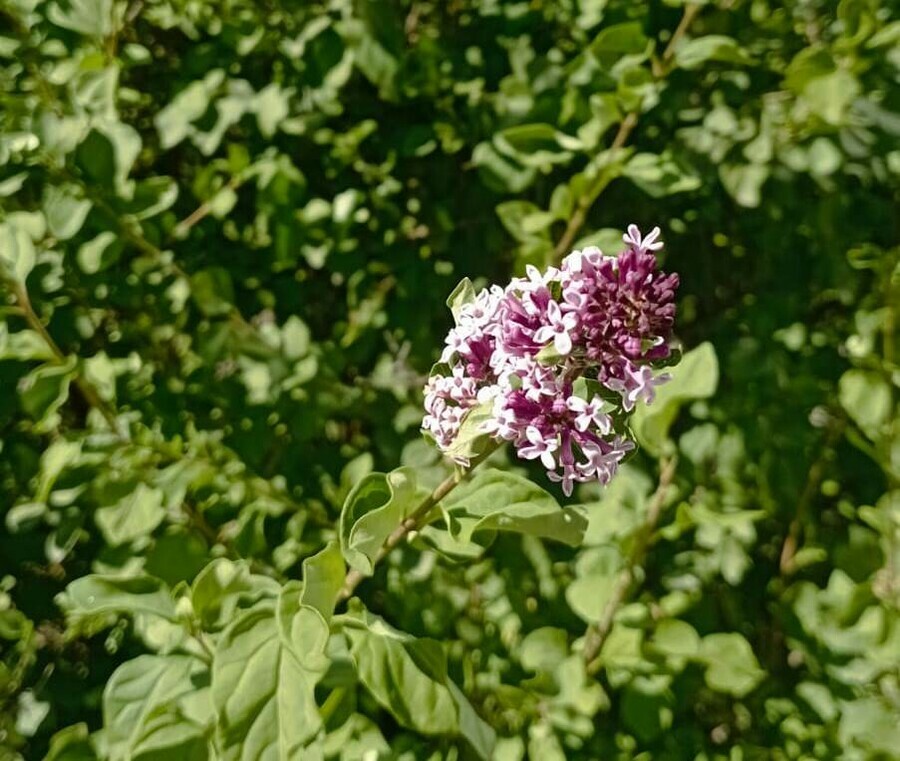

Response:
(339, 468), (426, 576)
(566, 546), (621, 623)
(441, 401), (496, 464)
(494, 124), (577, 168)
(127, 177), (180, 220)
(519, 627), (569, 673)
(254, 83), (291, 138)
(650, 619), (700, 658)
(839, 368), (891, 440)
(623, 152), (701, 197)
(589, 22), (650, 60)
(631, 342), (719, 454)
(44, 723), (97, 761)
(212, 584), (329, 759)
(58, 575), (177, 622)
(838, 696), (900, 755)
(496, 201), (554, 244)
(471, 142), (537, 193)
(77, 231), (122, 274)
(190, 559), (280, 632)
(697, 633), (764, 697)
(719, 164), (769, 208)
(0, 220), (37, 281)
(154, 71), (224, 150)
(446, 277), (477, 322)
(345, 606), (495, 759)
(47, 0), (116, 37)
(103, 655), (211, 761)
(299, 540), (344, 622)
(19, 357), (78, 434)
(95, 484), (166, 546)
(438, 468), (587, 550)
(43, 184), (92, 241)
(674, 36), (752, 70)
(802, 69), (861, 126)
(191, 267), (235, 317)
(76, 124), (142, 199)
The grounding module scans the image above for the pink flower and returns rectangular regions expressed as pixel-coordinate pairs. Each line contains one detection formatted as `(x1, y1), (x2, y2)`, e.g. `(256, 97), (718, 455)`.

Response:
(533, 300), (579, 356)
(566, 394), (612, 434)
(518, 425), (559, 470)
(604, 362), (670, 412)
(423, 224), (679, 497)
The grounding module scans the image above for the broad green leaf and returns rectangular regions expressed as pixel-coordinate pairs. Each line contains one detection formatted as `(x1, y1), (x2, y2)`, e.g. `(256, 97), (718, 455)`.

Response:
(95, 484), (166, 546)
(697, 633), (764, 697)
(58, 575), (177, 621)
(146, 531), (210, 586)
(212, 584), (328, 759)
(299, 540), (344, 622)
(631, 342), (719, 454)
(190, 559), (280, 632)
(339, 468), (426, 575)
(103, 655), (211, 761)
(345, 606), (495, 759)
(438, 468), (587, 552)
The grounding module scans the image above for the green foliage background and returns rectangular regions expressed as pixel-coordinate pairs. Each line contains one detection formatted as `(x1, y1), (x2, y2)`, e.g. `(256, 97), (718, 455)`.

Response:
(0, 0), (898, 758)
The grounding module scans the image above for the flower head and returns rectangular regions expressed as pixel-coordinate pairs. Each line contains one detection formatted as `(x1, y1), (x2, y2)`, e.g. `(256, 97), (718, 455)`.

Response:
(423, 224), (679, 495)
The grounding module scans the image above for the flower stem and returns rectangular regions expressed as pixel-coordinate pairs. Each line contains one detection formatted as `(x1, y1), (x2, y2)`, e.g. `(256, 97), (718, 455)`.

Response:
(337, 441), (501, 602)
(583, 455), (677, 674)
(552, 3), (702, 262)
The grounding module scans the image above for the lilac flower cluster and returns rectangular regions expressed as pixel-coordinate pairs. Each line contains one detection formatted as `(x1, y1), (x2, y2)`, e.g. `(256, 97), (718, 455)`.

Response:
(422, 225), (678, 496)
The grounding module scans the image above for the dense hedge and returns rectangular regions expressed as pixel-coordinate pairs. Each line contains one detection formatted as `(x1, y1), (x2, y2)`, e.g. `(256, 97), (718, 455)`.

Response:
(0, 0), (897, 759)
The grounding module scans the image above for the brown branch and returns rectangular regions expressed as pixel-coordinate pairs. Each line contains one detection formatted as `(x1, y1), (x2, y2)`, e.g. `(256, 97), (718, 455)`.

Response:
(778, 420), (844, 576)
(11, 281), (126, 439)
(552, 113), (637, 262)
(171, 177), (242, 240)
(553, 3), (702, 262)
(583, 456), (678, 674)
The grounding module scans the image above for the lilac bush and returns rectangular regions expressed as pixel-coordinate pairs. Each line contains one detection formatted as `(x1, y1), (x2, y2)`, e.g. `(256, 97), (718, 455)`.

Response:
(423, 225), (679, 495)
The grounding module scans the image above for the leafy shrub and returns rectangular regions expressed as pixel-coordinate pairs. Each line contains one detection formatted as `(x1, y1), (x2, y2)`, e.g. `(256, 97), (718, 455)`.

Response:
(0, 0), (897, 759)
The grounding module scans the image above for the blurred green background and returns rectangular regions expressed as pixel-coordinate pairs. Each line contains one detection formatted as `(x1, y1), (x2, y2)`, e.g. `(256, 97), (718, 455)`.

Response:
(0, 0), (898, 758)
